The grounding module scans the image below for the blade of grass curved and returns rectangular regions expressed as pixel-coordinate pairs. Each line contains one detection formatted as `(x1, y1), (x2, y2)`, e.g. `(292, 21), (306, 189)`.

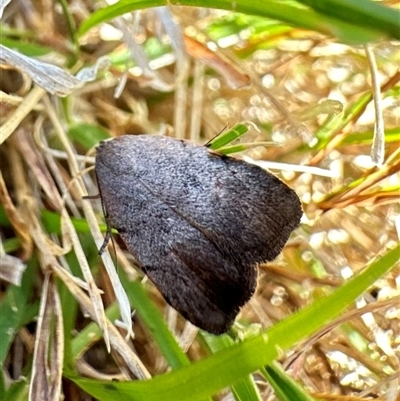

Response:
(70, 243), (399, 401)
(76, 0), (395, 43)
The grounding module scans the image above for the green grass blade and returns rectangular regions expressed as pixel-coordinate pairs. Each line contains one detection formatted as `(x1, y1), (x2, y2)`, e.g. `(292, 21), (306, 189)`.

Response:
(297, 0), (400, 40)
(40, 209), (109, 236)
(69, 243), (399, 401)
(77, 0), (398, 43)
(121, 278), (191, 369)
(2, 377), (29, 401)
(261, 362), (317, 401)
(70, 303), (121, 360)
(204, 333), (262, 401)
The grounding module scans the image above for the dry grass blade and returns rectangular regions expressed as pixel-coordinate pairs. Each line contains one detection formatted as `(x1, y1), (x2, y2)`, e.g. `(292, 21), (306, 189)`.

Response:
(28, 274), (64, 401)
(14, 128), (63, 210)
(318, 157), (400, 210)
(51, 264), (150, 379)
(0, 45), (82, 94)
(0, 86), (46, 145)
(0, 0), (12, 17)
(184, 35), (250, 89)
(60, 208), (109, 343)
(41, 95), (132, 347)
(364, 44), (385, 167)
(0, 171), (32, 259)
(0, 253), (26, 285)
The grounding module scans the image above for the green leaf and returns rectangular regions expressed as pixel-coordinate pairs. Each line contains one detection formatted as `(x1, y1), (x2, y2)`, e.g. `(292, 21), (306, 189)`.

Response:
(207, 124), (249, 150)
(0, 205), (10, 226)
(2, 238), (20, 254)
(2, 376), (29, 401)
(0, 260), (38, 366)
(0, 37), (53, 57)
(68, 123), (110, 150)
(41, 209), (106, 235)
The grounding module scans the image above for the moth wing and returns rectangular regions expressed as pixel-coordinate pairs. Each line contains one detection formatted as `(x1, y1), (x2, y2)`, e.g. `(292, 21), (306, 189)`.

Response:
(95, 158), (257, 333)
(115, 204), (257, 335)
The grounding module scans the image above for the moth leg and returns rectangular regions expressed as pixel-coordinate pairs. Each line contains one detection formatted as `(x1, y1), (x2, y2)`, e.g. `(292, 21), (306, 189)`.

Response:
(82, 193), (111, 254)
(83, 194), (101, 200)
(98, 224), (112, 255)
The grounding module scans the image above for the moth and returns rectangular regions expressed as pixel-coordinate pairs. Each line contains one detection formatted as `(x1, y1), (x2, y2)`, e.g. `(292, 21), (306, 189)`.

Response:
(95, 134), (302, 334)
